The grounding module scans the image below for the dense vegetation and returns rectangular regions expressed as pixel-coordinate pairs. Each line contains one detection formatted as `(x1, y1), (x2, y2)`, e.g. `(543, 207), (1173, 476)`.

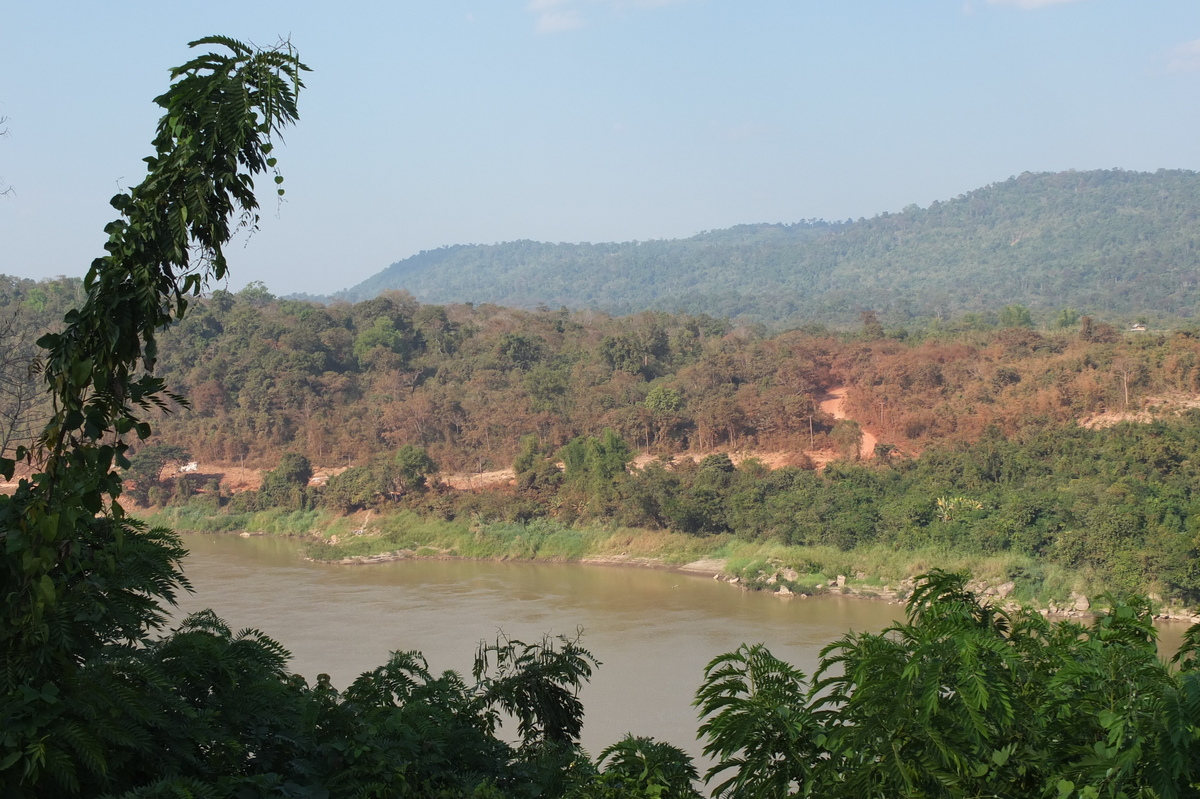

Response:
(9, 270), (1200, 602)
(7, 34), (1200, 799)
(4, 275), (1192, 471)
(326, 168), (1200, 327)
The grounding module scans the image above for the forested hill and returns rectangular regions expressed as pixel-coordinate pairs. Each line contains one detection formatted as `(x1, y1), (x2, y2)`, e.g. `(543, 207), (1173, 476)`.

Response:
(333, 169), (1200, 326)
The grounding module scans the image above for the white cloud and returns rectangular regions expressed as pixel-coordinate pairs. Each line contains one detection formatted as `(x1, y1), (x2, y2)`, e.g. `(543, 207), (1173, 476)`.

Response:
(1167, 39), (1200, 73)
(525, 0), (690, 34)
(527, 0), (585, 33)
(535, 10), (585, 33)
(986, 0), (1087, 8)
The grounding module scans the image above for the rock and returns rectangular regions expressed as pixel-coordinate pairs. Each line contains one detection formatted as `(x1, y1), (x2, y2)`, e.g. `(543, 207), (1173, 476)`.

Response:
(1070, 592), (1090, 612)
(776, 585), (793, 596)
(997, 581), (1015, 599)
(836, 575), (847, 589)
(729, 577), (739, 584)
(815, 583), (824, 589)
(766, 574), (778, 585)
(329, 535), (339, 545)
(780, 568), (799, 582)
(713, 573), (720, 580)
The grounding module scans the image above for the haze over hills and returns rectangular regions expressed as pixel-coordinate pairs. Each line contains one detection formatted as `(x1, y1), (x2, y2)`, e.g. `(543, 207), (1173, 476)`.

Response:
(326, 169), (1200, 327)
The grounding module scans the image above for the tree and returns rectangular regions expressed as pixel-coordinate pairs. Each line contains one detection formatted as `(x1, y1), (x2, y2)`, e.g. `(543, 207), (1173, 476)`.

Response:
(259, 451), (313, 509)
(831, 418), (863, 460)
(0, 308), (45, 457)
(124, 442), (191, 504)
(693, 570), (1200, 798)
(0, 36), (308, 794)
(1055, 307), (1081, 329)
(390, 443), (437, 493)
(644, 384), (682, 415)
(860, 310), (885, 340)
(695, 644), (818, 799)
(999, 303), (1034, 328)
(579, 735), (701, 799)
(498, 332), (545, 370)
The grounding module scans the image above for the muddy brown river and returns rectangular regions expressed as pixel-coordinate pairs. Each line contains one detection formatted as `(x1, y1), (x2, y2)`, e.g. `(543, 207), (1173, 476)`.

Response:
(174, 533), (1195, 762)
(174, 533), (905, 759)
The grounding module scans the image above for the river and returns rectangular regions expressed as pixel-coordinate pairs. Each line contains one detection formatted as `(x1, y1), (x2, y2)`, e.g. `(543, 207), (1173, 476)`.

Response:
(174, 533), (904, 760)
(174, 533), (1196, 763)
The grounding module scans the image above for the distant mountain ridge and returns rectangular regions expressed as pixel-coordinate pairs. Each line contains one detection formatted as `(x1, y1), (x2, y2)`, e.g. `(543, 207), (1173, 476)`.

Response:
(331, 169), (1200, 325)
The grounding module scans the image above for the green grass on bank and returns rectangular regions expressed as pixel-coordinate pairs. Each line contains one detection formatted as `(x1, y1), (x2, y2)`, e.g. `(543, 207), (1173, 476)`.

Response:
(140, 502), (1140, 610)
(141, 505), (346, 537)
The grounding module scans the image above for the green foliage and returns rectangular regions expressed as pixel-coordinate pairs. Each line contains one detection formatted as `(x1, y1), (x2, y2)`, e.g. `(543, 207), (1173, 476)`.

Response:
(354, 315), (413, 367)
(575, 735), (700, 799)
(999, 303), (1034, 328)
(1055, 307), (1081, 329)
(0, 36), (308, 795)
(696, 644), (817, 799)
(322, 464), (384, 512)
(498, 332), (545, 370)
(391, 444), (437, 492)
(694, 570), (1200, 798)
(643, 385), (682, 415)
(258, 452), (313, 510)
(513, 435), (563, 494)
(336, 170), (1200, 326)
(560, 430), (633, 488)
(473, 632), (598, 749)
(124, 443), (191, 504)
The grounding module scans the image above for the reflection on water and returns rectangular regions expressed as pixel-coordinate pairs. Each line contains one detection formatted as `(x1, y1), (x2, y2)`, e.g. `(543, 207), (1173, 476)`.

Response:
(175, 533), (903, 759)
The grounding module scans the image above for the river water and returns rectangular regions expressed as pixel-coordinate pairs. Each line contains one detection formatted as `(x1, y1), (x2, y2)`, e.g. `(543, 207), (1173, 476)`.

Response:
(174, 533), (1196, 762)
(174, 533), (904, 760)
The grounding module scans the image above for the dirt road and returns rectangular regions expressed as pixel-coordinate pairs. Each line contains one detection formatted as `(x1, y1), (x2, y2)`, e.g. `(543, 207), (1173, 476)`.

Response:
(818, 386), (877, 459)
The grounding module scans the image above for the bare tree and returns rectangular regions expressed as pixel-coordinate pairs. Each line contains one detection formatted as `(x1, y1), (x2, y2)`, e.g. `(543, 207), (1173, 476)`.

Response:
(0, 308), (44, 458)
(0, 115), (11, 197)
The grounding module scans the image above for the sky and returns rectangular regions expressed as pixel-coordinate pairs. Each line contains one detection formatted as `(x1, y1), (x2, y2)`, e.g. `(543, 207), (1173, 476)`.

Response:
(2, 0), (1200, 296)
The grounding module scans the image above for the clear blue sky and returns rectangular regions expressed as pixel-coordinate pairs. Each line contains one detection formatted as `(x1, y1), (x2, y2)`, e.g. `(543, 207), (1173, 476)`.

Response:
(2, 0), (1199, 295)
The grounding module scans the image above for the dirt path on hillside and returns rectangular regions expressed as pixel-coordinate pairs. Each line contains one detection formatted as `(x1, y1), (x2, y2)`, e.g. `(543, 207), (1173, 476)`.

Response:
(126, 388), (881, 499)
(819, 386), (877, 460)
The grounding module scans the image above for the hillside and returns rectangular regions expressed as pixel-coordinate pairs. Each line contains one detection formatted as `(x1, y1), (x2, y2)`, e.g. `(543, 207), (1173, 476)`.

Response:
(333, 169), (1200, 326)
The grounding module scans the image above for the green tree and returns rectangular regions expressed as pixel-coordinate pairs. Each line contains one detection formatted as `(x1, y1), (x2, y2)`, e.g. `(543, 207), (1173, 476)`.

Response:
(644, 385), (682, 415)
(1055, 307), (1081, 329)
(322, 463), (385, 512)
(831, 418), (863, 460)
(124, 442), (191, 504)
(694, 570), (1200, 798)
(576, 735), (700, 798)
(353, 315), (413, 368)
(498, 332), (545, 370)
(391, 443), (437, 493)
(696, 644), (817, 799)
(999, 303), (1034, 328)
(0, 36), (308, 795)
(860, 310), (885, 340)
(259, 452), (313, 509)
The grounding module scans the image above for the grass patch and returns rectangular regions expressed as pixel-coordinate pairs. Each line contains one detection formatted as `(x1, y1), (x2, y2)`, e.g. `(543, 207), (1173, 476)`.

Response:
(142, 505), (336, 537)
(146, 501), (1120, 609)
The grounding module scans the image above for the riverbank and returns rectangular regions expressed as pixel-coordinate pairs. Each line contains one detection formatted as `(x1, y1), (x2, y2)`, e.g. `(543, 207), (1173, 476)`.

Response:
(142, 505), (1200, 624)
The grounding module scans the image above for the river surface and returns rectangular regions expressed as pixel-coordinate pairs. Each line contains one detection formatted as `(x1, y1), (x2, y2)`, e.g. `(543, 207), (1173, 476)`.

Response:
(174, 534), (1196, 762)
(174, 533), (904, 760)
